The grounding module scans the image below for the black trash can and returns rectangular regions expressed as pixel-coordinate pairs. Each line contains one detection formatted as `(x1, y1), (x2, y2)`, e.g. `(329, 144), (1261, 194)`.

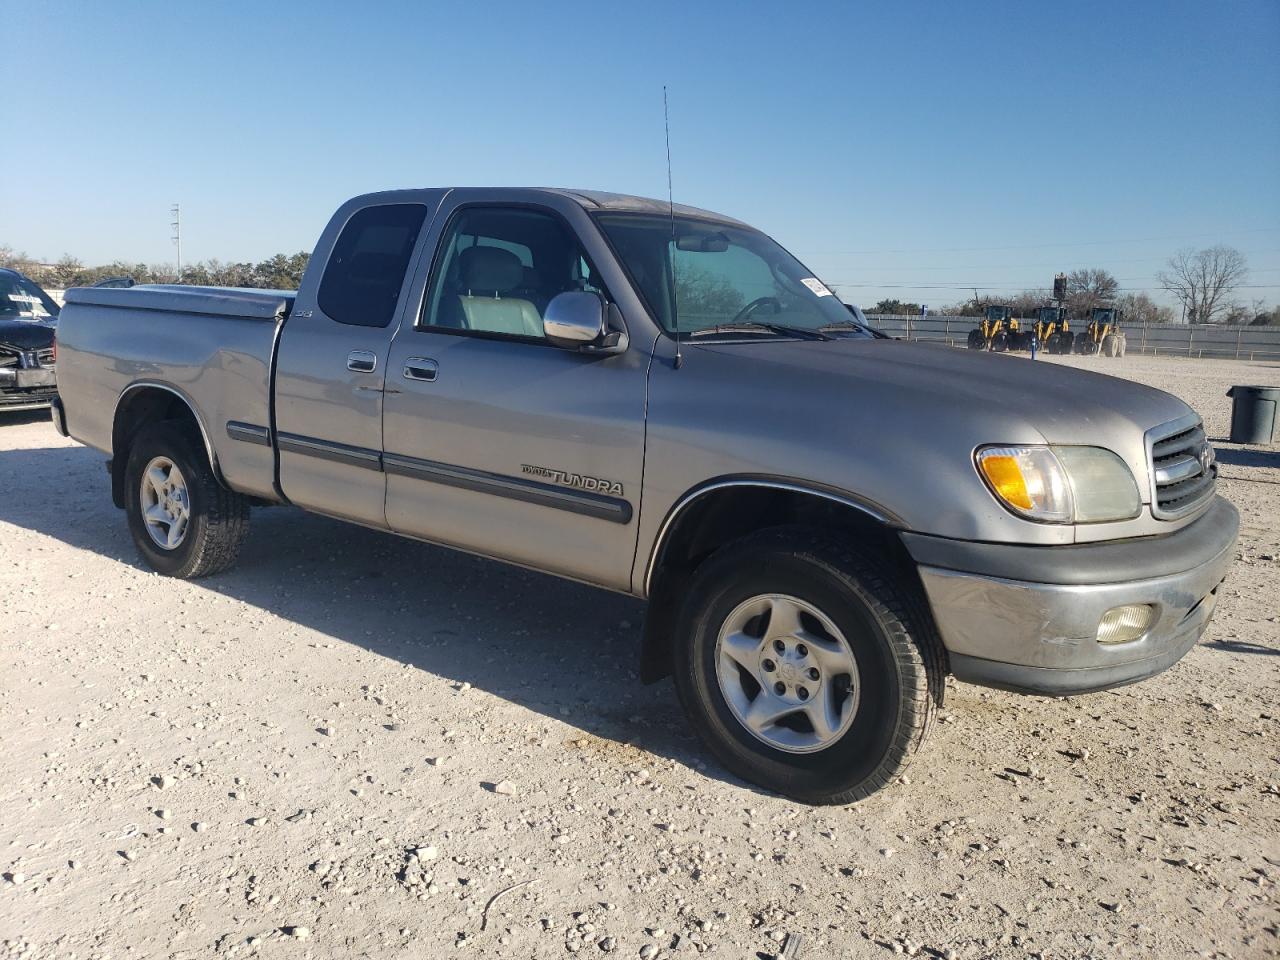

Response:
(1226, 385), (1280, 444)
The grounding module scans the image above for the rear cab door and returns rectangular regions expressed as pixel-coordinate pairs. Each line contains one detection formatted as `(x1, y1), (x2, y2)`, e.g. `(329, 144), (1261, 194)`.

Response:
(273, 192), (445, 526)
(381, 189), (653, 590)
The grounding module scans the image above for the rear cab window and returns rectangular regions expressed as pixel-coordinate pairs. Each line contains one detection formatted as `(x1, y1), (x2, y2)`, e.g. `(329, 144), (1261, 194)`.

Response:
(318, 204), (427, 327)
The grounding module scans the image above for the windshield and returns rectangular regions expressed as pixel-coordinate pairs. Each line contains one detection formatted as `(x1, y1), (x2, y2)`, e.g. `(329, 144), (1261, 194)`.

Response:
(0, 273), (60, 321)
(596, 214), (865, 337)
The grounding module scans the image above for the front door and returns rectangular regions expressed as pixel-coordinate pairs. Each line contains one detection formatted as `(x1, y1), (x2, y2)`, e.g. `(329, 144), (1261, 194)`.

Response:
(381, 198), (647, 590)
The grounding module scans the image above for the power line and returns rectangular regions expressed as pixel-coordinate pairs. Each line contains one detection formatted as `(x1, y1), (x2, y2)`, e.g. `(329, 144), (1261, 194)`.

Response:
(795, 226), (1280, 257)
(829, 281), (1280, 291)
(822, 251), (1280, 273)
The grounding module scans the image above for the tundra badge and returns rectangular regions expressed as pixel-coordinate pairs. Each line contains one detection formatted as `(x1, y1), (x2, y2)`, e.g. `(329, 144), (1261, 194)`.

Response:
(522, 464), (623, 497)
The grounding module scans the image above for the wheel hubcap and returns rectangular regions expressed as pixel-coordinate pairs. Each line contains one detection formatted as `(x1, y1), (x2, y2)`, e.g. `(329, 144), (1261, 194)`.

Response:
(140, 456), (190, 550)
(714, 594), (859, 754)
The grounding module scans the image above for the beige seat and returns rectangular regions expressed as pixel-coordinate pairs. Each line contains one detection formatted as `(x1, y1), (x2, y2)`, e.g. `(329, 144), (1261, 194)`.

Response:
(456, 246), (543, 338)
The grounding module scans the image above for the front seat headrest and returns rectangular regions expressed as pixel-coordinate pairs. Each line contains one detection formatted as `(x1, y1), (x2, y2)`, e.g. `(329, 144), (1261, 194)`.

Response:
(458, 246), (523, 295)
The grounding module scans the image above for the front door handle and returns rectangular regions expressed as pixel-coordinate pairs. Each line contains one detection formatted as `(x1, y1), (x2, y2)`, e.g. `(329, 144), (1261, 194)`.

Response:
(347, 350), (377, 373)
(403, 358), (439, 382)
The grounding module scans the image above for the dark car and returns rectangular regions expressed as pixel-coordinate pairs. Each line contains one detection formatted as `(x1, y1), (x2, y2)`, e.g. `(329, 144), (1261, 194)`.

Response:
(0, 267), (60, 412)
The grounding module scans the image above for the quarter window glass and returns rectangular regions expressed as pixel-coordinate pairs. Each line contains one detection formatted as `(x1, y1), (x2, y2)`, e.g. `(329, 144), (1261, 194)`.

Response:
(318, 203), (426, 327)
(421, 207), (605, 339)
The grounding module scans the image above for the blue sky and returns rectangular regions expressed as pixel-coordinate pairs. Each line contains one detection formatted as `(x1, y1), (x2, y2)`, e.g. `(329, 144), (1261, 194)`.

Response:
(4, 0), (1278, 308)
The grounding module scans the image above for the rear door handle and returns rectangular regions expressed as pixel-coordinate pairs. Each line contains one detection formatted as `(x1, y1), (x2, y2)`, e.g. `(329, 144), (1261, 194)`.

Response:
(403, 358), (439, 382)
(347, 350), (377, 373)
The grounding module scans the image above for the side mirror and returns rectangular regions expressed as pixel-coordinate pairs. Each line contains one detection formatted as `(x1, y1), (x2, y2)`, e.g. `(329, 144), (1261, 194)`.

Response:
(544, 290), (605, 346)
(544, 291), (629, 355)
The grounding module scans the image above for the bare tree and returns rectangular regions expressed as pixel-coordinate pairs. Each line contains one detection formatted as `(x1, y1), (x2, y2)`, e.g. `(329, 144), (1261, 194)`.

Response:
(1157, 245), (1248, 324)
(50, 254), (85, 289)
(1116, 291), (1174, 324)
(1008, 289), (1051, 317)
(1064, 268), (1118, 317)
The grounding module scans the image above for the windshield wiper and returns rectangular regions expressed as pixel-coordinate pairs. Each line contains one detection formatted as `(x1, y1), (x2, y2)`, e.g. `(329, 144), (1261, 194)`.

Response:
(817, 319), (888, 339)
(686, 321), (831, 341)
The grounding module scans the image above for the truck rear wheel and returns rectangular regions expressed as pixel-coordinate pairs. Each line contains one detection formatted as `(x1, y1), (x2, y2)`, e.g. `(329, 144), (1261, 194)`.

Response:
(672, 528), (943, 805)
(966, 329), (984, 349)
(124, 421), (250, 578)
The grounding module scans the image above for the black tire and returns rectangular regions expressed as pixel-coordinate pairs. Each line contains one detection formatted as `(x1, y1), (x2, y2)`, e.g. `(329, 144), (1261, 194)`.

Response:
(1045, 333), (1060, 354)
(671, 528), (944, 805)
(124, 421), (250, 578)
(966, 329), (984, 350)
(991, 331), (1008, 352)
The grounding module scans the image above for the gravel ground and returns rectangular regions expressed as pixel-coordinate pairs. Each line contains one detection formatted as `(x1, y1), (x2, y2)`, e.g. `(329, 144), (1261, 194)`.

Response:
(1, 354), (1277, 960)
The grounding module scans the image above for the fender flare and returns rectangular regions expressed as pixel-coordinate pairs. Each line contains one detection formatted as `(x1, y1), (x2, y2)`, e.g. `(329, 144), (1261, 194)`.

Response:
(110, 381), (223, 505)
(641, 476), (899, 597)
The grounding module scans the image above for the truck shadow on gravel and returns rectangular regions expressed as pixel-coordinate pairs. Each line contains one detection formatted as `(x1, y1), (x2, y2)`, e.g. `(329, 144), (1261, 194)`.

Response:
(1213, 446), (1280, 468)
(1206, 638), (1280, 657)
(0, 409), (55, 427)
(0, 443), (750, 791)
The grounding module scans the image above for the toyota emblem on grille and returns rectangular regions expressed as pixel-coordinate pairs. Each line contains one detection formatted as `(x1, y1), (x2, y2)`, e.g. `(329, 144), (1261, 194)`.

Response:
(1198, 442), (1215, 474)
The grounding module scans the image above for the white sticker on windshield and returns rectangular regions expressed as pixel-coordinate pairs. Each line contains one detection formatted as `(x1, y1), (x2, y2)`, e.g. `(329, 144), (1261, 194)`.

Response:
(801, 278), (833, 297)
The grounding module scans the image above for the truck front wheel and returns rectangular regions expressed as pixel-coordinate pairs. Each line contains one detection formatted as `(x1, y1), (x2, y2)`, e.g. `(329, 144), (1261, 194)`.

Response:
(672, 528), (943, 804)
(124, 421), (250, 578)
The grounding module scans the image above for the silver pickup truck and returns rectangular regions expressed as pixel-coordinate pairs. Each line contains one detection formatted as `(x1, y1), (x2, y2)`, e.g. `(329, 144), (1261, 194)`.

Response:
(53, 188), (1237, 804)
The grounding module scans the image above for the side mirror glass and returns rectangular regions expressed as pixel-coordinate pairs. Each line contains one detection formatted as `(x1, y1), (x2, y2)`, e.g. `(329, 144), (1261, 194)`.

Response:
(544, 291), (605, 347)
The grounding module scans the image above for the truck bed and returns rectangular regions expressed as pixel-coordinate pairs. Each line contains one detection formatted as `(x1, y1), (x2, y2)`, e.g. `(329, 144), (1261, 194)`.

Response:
(63, 284), (295, 321)
(56, 285), (294, 502)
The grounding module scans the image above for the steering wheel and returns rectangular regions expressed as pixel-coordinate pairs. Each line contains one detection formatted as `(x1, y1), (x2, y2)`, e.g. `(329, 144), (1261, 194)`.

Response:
(731, 296), (781, 325)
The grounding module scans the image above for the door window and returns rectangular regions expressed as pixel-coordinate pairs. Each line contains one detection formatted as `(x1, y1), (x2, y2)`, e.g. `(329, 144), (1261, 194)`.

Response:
(318, 203), (427, 328)
(420, 207), (606, 340)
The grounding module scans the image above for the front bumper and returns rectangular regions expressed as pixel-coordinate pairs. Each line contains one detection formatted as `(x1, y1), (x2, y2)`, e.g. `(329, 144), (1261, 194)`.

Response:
(0, 365), (57, 411)
(902, 497), (1239, 695)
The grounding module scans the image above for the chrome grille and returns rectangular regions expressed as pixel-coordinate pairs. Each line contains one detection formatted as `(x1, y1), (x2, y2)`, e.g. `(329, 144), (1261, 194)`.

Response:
(37, 347), (55, 366)
(1148, 417), (1216, 519)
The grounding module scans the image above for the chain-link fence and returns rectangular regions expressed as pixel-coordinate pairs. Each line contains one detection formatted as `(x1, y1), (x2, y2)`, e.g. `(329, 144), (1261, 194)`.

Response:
(865, 315), (1280, 361)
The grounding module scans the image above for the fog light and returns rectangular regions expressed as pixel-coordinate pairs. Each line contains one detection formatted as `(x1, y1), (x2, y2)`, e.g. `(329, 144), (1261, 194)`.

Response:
(1097, 604), (1156, 644)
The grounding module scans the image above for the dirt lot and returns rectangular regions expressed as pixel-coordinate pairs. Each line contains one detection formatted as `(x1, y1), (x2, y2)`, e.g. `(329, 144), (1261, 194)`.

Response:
(1, 354), (1277, 960)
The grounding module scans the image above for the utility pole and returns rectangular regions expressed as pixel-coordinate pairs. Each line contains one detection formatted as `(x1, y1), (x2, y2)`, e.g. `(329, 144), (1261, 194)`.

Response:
(171, 204), (182, 281)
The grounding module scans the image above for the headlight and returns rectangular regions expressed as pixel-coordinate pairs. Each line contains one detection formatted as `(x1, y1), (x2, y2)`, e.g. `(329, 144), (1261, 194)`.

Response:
(1053, 446), (1142, 522)
(976, 445), (1140, 524)
(975, 446), (1072, 522)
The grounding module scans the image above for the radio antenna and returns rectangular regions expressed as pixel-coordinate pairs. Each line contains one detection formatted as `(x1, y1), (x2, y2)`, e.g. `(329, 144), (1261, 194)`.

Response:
(664, 86), (682, 369)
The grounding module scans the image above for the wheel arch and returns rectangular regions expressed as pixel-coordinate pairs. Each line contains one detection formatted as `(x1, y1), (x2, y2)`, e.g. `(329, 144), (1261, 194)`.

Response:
(110, 382), (221, 508)
(639, 478), (919, 683)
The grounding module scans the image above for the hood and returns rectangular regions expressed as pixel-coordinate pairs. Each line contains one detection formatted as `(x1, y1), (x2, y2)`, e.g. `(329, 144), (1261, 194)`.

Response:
(0, 318), (57, 352)
(692, 337), (1194, 490)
